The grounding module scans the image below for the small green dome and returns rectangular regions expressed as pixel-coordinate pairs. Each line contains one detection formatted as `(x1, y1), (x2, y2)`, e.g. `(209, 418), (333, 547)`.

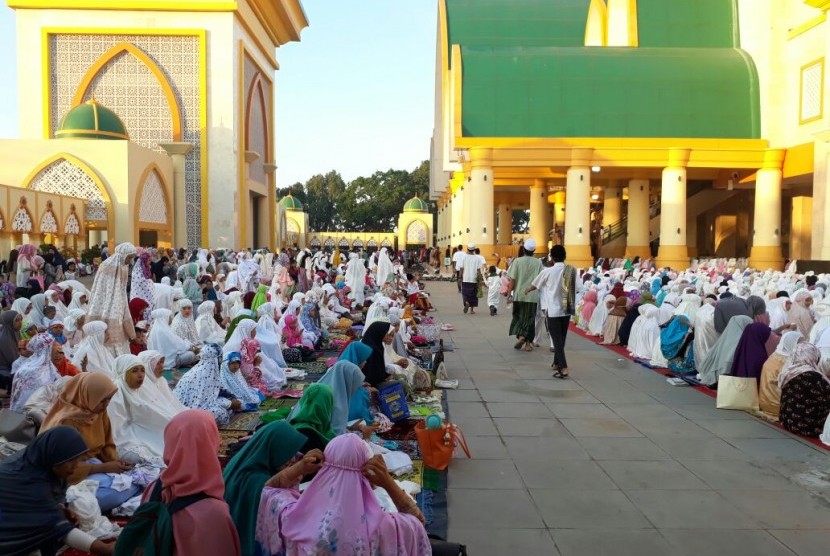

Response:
(403, 195), (429, 213)
(56, 100), (129, 140)
(279, 194), (304, 211)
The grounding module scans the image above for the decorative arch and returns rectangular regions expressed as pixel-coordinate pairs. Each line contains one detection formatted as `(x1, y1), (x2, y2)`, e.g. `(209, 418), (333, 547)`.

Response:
(286, 218), (300, 234)
(406, 220), (428, 245)
(338, 238), (350, 249)
(0, 207), (6, 231)
(309, 237), (321, 248)
(352, 239), (364, 249)
(367, 239), (378, 248)
(324, 237), (335, 248)
(134, 163), (173, 230)
(381, 238), (393, 248)
(72, 42), (182, 141)
(65, 205), (81, 236)
(11, 196), (32, 233)
(245, 72), (270, 157)
(39, 200), (59, 235)
(22, 153), (116, 240)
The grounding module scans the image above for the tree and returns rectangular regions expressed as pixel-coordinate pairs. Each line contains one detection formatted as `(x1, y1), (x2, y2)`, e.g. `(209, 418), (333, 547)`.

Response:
(304, 171), (345, 232)
(512, 209), (529, 233)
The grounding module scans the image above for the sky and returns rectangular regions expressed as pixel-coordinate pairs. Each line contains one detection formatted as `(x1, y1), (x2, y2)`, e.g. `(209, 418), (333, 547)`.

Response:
(0, 0), (437, 186)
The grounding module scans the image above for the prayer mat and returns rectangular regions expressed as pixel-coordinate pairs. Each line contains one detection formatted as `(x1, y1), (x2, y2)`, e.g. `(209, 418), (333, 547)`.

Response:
(378, 418), (420, 440)
(417, 472), (448, 539)
(222, 411), (261, 432)
(394, 459), (423, 486)
(219, 429), (250, 455)
(394, 439), (422, 460)
(259, 397), (298, 412)
(291, 360), (329, 374)
(272, 389), (304, 398)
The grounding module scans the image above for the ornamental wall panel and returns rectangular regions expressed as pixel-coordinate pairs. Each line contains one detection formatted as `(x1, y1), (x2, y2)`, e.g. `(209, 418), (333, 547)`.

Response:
(49, 33), (202, 244)
(138, 169), (169, 225)
(27, 158), (107, 221)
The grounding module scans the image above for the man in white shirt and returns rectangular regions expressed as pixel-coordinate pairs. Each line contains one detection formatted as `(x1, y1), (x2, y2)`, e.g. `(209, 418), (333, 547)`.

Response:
(459, 243), (482, 314)
(524, 245), (580, 378)
(451, 244), (465, 291)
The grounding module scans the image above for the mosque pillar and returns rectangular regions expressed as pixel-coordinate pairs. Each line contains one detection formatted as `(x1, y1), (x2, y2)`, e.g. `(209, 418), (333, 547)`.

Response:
(529, 179), (551, 255)
(625, 178), (651, 260)
(748, 149), (785, 270)
(461, 182), (472, 245)
(160, 142), (194, 249)
(450, 177), (464, 248)
(601, 184), (622, 227)
(497, 203), (512, 245)
(564, 149), (594, 268)
(468, 148), (495, 255)
(656, 149), (690, 269)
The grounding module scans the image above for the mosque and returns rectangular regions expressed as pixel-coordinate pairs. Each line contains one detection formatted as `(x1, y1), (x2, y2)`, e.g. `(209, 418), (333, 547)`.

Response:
(430, 0), (830, 271)
(0, 0), (307, 253)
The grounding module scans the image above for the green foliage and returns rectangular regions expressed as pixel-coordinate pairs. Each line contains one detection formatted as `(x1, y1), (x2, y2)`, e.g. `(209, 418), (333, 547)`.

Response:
(277, 161), (431, 233)
(512, 209), (530, 233)
(80, 244), (102, 265)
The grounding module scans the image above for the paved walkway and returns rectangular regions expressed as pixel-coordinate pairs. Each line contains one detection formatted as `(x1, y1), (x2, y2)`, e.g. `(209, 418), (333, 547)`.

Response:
(427, 282), (830, 556)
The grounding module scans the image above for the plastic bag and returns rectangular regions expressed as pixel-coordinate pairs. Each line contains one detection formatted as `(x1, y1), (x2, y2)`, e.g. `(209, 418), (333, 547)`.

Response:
(66, 480), (122, 539)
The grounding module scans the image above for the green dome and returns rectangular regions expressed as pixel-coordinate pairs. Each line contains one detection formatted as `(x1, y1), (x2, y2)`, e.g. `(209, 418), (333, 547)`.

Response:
(56, 100), (129, 140)
(279, 194), (304, 211)
(403, 195), (429, 213)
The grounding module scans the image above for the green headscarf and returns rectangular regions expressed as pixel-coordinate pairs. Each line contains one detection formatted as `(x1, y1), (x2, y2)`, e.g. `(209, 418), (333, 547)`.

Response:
(222, 420), (305, 556)
(250, 284), (269, 315)
(224, 313), (254, 342)
(288, 383), (335, 442)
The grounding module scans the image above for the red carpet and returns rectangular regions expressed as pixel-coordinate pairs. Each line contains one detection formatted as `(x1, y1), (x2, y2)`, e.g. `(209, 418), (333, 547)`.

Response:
(569, 323), (829, 452)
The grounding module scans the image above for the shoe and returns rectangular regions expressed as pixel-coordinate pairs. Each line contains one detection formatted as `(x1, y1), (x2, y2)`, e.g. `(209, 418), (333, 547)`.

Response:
(463, 303), (469, 314)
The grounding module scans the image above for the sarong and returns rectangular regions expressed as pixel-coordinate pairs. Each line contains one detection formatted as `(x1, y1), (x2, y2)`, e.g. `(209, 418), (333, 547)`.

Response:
(509, 301), (537, 339)
(461, 282), (478, 307)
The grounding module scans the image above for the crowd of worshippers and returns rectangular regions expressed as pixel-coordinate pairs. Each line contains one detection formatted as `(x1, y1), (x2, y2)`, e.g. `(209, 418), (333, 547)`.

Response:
(0, 242), (442, 555)
(573, 258), (830, 444)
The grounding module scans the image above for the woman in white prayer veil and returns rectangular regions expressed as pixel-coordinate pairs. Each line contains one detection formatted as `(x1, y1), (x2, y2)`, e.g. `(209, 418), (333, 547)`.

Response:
(587, 295), (614, 336)
(628, 305), (659, 360)
(809, 301), (830, 344)
(223, 291), (243, 320)
(693, 299), (720, 370)
(196, 301), (226, 345)
(256, 302), (288, 369)
(138, 350), (187, 414)
(171, 299), (200, 347)
(67, 290), (88, 312)
(674, 292), (702, 323)
(44, 289), (68, 320)
(375, 248), (394, 286)
(58, 279), (89, 298)
(86, 242), (137, 356)
(365, 298), (390, 329)
(63, 308), (86, 358)
(70, 321), (116, 377)
(768, 297), (792, 332)
(107, 353), (178, 462)
(153, 281), (175, 312)
(345, 252), (367, 306)
(148, 308), (198, 370)
(223, 318), (258, 356)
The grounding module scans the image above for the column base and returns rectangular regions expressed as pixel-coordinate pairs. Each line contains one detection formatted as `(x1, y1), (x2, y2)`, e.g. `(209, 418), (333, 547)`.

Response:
(656, 245), (689, 270)
(748, 245), (784, 271)
(624, 245), (651, 261)
(563, 243), (594, 269)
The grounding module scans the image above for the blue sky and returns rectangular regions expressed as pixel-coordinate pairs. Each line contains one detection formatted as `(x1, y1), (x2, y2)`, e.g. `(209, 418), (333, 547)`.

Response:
(0, 0), (437, 186)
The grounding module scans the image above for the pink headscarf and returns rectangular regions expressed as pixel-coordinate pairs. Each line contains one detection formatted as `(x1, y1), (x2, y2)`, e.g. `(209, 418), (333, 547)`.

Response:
(282, 314), (305, 348)
(18, 244), (36, 263)
(146, 410), (241, 556)
(255, 434), (429, 555)
(581, 290), (598, 322)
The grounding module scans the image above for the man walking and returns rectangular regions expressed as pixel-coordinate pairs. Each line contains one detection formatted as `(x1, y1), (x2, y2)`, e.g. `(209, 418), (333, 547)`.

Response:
(452, 244), (465, 292)
(506, 239), (543, 351)
(459, 243), (481, 314)
(524, 245), (579, 378)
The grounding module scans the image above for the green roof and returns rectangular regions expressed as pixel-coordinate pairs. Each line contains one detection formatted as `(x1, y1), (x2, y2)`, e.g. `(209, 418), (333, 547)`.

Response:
(279, 194), (303, 211)
(56, 100), (129, 140)
(446, 0), (759, 139)
(403, 196), (429, 213)
(461, 46), (760, 139)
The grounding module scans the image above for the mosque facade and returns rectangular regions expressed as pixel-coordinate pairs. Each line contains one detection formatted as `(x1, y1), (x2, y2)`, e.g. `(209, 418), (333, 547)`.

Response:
(430, 0), (830, 270)
(0, 0), (307, 252)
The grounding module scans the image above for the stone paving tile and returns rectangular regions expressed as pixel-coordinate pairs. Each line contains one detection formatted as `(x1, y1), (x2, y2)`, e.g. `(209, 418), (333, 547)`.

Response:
(530, 489), (653, 530)
(599, 460), (710, 490)
(428, 283), (830, 554)
(661, 530), (798, 556)
(550, 529), (674, 556)
(770, 530), (830, 556)
(447, 529), (560, 556)
(625, 490), (759, 529)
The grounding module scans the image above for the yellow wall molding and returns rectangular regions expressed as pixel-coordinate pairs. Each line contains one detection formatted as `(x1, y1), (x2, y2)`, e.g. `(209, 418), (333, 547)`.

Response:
(805, 0), (830, 11)
(584, 0), (638, 47)
(783, 142), (814, 178)
(8, 0), (237, 10)
(584, 0), (608, 46)
(788, 13), (827, 40)
(71, 42), (183, 141)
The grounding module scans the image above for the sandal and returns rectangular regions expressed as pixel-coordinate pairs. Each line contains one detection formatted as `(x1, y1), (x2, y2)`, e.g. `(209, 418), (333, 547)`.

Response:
(513, 340), (525, 350)
(553, 370), (570, 379)
(524, 344), (534, 352)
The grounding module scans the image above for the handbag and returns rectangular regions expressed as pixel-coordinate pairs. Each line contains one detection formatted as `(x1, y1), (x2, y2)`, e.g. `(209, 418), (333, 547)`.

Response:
(0, 408), (37, 443)
(414, 420), (471, 471)
(716, 375), (759, 411)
